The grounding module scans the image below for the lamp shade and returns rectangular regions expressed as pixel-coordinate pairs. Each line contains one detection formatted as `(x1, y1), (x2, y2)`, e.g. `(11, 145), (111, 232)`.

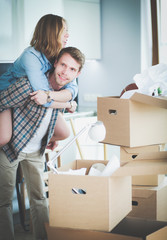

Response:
(88, 121), (106, 142)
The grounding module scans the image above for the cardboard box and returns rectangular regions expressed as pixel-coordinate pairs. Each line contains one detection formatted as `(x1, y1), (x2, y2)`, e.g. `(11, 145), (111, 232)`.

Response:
(120, 145), (165, 162)
(131, 175), (165, 186)
(112, 151), (167, 177)
(97, 93), (167, 147)
(45, 217), (167, 240)
(49, 160), (132, 232)
(120, 146), (166, 186)
(49, 153), (167, 232)
(112, 217), (167, 240)
(128, 177), (167, 221)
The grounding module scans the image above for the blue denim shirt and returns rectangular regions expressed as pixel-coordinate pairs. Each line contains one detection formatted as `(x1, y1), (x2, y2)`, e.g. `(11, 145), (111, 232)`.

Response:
(0, 46), (78, 107)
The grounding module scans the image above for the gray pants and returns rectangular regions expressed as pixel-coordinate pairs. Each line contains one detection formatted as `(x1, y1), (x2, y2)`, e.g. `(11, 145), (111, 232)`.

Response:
(0, 149), (49, 240)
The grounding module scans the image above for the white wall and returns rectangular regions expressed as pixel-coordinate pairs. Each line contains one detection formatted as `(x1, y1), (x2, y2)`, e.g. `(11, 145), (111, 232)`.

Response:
(0, 0), (141, 108)
(78, 0), (141, 111)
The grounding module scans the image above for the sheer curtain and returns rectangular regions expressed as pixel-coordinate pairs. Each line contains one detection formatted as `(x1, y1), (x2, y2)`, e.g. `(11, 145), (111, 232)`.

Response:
(150, 0), (159, 65)
(140, 0), (152, 71)
(158, 0), (167, 64)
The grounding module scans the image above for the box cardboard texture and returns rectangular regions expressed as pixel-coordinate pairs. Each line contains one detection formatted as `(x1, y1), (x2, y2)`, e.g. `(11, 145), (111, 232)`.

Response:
(128, 177), (167, 221)
(45, 217), (167, 240)
(49, 160), (132, 232)
(132, 175), (165, 186)
(120, 145), (164, 162)
(49, 153), (167, 232)
(120, 146), (166, 186)
(97, 93), (167, 147)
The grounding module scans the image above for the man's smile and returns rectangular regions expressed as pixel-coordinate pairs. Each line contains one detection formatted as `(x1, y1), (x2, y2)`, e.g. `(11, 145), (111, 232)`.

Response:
(58, 74), (68, 81)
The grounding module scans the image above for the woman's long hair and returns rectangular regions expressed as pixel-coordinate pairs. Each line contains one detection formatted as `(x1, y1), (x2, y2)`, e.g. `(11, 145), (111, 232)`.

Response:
(30, 14), (66, 63)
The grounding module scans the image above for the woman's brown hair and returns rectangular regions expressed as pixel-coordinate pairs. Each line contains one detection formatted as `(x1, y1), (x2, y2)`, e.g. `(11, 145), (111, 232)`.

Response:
(30, 14), (66, 63)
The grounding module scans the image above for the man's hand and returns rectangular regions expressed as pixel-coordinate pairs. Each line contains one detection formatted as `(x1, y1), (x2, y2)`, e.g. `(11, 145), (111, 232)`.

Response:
(66, 101), (77, 113)
(30, 90), (47, 105)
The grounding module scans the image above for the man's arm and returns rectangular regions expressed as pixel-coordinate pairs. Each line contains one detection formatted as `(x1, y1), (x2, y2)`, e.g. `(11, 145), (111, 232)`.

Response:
(0, 78), (32, 111)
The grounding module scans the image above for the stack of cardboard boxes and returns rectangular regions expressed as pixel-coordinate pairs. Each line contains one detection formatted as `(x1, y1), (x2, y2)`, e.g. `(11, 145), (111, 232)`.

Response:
(97, 92), (167, 222)
(120, 146), (167, 222)
(46, 92), (167, 239)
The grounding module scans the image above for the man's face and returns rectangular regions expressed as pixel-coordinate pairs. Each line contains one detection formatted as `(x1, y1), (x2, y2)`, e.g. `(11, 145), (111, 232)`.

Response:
(53, 53), (81, 89)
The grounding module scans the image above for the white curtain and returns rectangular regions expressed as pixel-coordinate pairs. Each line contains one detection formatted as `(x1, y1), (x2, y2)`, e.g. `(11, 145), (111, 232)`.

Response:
(140, 0), (152, 72)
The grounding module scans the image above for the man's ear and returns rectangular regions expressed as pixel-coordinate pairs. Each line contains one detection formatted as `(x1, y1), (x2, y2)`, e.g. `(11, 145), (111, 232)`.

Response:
(76, 71), (81, 78)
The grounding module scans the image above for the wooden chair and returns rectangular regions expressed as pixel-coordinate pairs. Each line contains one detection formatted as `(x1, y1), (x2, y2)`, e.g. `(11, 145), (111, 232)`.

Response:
(16, 163), (28, 231)
(120, 83), (138, 97)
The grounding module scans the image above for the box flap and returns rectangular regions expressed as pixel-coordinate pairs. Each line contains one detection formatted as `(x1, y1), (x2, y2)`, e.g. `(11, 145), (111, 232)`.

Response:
(45, 223), (140, 240)
(113, 155), (167, 177)
(57, 160), (77, 171)
(121, 145), (160, 155)
(112, 217), (167, 238)
(53, 157), (167, 178)
(135, 151), (167, 160)
(132, 189), (154, 199)
(147, 226), (167, 240)
(132, 177), (167, 195)
(130, 92), (167, 109)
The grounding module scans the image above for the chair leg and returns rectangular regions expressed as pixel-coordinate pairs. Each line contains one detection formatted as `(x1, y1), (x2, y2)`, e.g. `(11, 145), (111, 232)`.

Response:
(69, 119), (84, 160)
(104, 144), (107, 160)
(16, 164), (28, 231)
(57, 156), (61, 168)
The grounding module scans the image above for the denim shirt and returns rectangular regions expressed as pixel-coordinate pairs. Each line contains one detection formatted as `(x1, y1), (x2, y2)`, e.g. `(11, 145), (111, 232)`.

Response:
(0, 46), (78, 107)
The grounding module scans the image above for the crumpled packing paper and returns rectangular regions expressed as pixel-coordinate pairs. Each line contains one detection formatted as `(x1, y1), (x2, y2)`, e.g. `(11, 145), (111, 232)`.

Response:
(121, 63), (167, 99)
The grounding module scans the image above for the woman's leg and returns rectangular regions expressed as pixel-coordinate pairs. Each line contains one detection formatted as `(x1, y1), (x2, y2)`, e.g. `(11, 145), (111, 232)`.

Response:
(47, 111), (70, 150)
(53, 111), (70, 141)
(0, 109), (12, 147)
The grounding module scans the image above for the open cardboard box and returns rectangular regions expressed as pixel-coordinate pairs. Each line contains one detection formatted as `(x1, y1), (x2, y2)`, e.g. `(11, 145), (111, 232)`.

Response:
(120, 148), (166, 186)
(49, 159), (132, 232)
(97, 93), (167, 147)
(48, 152), (167, 232)
(45, 217), (167, 240)
(120, 145), (165, 162)
(128, 177), (167, 221)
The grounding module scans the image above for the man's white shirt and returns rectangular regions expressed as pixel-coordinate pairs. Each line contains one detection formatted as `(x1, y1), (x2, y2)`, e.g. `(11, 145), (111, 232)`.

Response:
(22, 108), (53, 153)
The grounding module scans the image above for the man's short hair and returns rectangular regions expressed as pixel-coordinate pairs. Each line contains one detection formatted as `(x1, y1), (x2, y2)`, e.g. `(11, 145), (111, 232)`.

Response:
(57, 47), (85, 71)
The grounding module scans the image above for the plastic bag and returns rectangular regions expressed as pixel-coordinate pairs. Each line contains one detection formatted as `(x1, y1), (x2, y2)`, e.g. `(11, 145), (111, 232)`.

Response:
(133, 63), (167, 96)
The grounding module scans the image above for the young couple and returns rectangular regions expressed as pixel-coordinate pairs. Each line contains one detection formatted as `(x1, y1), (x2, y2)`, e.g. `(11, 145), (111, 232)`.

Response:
(0, 14), (85, 240)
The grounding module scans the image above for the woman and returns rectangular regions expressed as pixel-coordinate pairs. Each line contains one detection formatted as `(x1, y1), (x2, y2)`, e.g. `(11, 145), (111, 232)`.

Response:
(0, 14), (78, 147)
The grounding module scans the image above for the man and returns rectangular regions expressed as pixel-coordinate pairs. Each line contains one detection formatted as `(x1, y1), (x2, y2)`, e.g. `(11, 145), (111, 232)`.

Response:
(0, 47), (85, 240)
(29, 47), (85, 150)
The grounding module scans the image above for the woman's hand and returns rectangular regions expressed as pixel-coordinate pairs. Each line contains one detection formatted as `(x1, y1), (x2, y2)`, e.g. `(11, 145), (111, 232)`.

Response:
(30, 90), (47, 105)
(66, 101), (77, 113)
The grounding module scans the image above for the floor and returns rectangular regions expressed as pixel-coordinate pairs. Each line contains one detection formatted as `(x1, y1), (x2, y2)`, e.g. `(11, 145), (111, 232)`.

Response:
(14, 210), (34, 240)
(14, 225), (33, 240)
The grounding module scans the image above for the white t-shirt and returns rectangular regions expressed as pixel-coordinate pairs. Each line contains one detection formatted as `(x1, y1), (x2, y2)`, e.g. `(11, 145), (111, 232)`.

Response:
(22, 108), (53, 153)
